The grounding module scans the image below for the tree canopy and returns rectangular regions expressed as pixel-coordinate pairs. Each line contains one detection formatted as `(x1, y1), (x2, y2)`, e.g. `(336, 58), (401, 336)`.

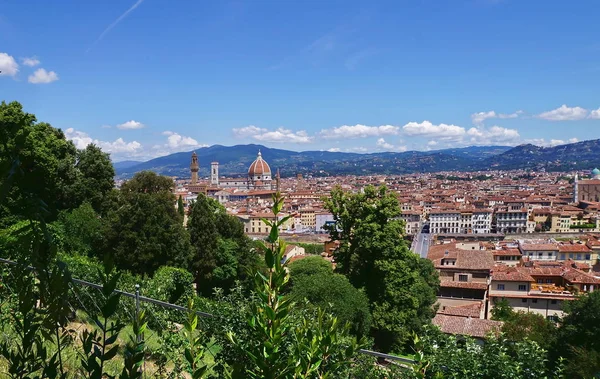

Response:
(288, 256), (372, 337)
(101, 171), (192, 275)
(188, 194), (259, 296)
(0, 101), (115, 226)
(551, 290), (600, 378)
(324, 185), (439, 352)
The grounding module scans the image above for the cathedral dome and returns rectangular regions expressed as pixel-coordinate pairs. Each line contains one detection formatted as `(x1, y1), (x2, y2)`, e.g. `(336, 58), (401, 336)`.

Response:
(592, 168), (600, 179)
(248, 151), (271, 176)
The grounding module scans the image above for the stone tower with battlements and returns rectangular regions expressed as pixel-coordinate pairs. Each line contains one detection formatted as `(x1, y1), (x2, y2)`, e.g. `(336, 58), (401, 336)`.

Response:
(190, 152), (199, 184)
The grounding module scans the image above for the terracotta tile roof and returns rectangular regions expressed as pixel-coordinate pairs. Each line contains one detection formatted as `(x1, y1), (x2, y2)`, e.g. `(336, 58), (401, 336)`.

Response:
(433, 314), (503, 338)
(432, 250), (495, 271)
(558, 243), (592, 253)
(520, 243), (559, 251)
(491, 268), (534, 282)
(561, 269), (600, 284)
(439, 280), (489, 290)
(438, 303), (482, 318)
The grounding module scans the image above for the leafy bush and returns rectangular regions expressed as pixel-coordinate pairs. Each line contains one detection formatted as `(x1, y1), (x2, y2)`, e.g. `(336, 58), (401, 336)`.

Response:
(289, 257), (372, 338)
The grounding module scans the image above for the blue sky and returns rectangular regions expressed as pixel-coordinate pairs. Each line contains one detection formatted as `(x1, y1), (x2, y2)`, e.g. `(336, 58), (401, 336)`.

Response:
(1, 0), (600, 161)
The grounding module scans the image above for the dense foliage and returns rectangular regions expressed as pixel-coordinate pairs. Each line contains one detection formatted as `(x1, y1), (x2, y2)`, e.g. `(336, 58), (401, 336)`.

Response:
(491, 299), (556, 350)
(288, 256), (372, 337)
(102, 171), (193, 275)
(188, 194), (259, 296)
(324, 185), (439, 351)
(550, 290), (600, 378)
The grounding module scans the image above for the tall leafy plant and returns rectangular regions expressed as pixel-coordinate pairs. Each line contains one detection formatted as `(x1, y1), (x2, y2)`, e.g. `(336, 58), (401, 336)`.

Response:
(228, 192), (365, 378)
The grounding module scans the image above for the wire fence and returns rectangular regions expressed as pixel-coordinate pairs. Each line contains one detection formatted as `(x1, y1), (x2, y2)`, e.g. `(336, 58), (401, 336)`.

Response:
(0, 257), (415, 377)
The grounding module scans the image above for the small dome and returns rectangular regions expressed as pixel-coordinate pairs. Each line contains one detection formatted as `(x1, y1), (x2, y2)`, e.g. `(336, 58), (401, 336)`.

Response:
(593, 168), (600, 176)
(248, 151), (271, 176)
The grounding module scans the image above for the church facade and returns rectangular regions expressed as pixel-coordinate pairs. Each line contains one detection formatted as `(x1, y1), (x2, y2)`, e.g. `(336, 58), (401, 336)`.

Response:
(188, 150), (278, 192)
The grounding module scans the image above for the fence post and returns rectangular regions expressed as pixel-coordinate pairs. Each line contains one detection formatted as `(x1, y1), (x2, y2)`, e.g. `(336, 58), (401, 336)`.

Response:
(135, 284), (141, 343)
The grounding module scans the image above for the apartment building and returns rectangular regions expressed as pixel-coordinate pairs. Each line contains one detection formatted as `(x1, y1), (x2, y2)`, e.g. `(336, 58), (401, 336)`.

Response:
(315, 212), (334, 233)
(488, 261), (600, 320)
(496, 203), (529, 234)
(428, 243), (494, 318)
(492, 248), (522, 266)
(430, 210), (460, 234)
(239, 213), (294, 235)
(430, 209), (492, 235)
(518, 240), (559, 261)
(399, 210), (422, 236)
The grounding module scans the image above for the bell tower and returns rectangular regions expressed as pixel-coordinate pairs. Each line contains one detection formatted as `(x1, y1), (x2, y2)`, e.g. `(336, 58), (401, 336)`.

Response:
(211, 162), (219, 186)
(190, 152), (199, 184)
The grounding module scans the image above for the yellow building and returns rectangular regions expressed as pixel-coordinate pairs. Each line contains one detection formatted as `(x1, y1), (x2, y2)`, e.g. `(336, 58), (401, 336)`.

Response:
(299, 209), (317, 230)
(240, 213), (294, 235)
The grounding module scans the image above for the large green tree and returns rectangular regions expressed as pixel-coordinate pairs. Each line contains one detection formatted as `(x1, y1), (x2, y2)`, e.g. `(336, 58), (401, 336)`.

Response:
(67, 144), (115, 214)
(491, 299), (556, 350)
(0, 101), (115, 225)
(56, 202), (104, 256)
(102, 171), (192, 275)
(188, 194), (259, 296)
(0, 101), (77, 225)
(551, 290), (600, 378)
(288, 256), (372, 338)
(324, 185), (439, 352)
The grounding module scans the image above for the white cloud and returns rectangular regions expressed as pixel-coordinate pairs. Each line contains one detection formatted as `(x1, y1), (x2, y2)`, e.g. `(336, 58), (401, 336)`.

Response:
(165, 132), (200, 149)
(64, 128), (142, 155)
(589, 107), (600, 119)
(375, 138), (407, 152)
(28, 68), (59, 84)
(524, 137), (579, 147)
(22, 57), (40, 67)
(319, 124), (399, 139)
(466, 125), (520, 145)
(376, 138), (394, 150)
(427, 140), (438, 146)
(471, 110), (523, 126)
(537, 104), (588, 121)
(233, 125), (313, 144)
(327, 148), (341, 152)
(346, 146), (368, 153)
(116, 120), (145, 129)
(402, 121), (465, 140)
(0, 52), (19, 76)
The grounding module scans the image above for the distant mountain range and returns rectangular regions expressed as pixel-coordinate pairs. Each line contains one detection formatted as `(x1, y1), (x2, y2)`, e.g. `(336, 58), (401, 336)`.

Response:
(114, 139), (600, 178)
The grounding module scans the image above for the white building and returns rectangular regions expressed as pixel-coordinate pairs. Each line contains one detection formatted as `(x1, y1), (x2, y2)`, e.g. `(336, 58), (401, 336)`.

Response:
(496, 204), (529, 234)
(315, 213), (334, 233)
(399, 211), (422, 235)
(430, 209), (492, 235)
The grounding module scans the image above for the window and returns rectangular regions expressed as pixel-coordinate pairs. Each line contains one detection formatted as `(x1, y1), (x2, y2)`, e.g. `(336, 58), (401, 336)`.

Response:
(521, 298), (528, 303)
(546, 279), (553, 284)
(458, 274), (468, 282)
(518, 284), (527, 291)
(560, 254), (566, 260)
(551, 299), (558, 305)
(532, 299), (538, 303)
(537, 279), (543, 284)
(586, 254), (591, 260)
(497, 284), (505, 290)
(577, 254), (582, 260)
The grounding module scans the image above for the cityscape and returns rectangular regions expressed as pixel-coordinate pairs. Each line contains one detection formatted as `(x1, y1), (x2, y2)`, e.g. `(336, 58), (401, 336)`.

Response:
(3, 0), (600, 377)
